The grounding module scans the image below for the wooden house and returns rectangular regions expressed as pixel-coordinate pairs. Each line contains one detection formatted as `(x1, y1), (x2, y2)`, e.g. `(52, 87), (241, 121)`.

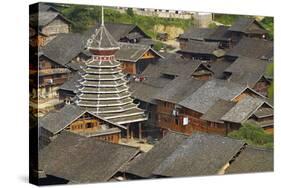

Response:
(155, 77), (209, 135)
(155, 79), (272, 136)
(37, 54), (70, 98)
(156, 32), (169, 41)
(29, 33), (87, 116)
(129, 54), (213, 131)
(85, 22), (151, 45)
(116, 42), (163, 75)
(177, 40), (225, 62)
(205, 26), (233, 49)
(30, 3), (72, 45)
(40, 33), (90, 76)
(29, 52), (71, 116)
(220, 95), (273, 134)
(228, 17), (268, 44)
(30, 3), (61, 14)
(223, 57), (271, 96)
(177, 27), (215, 49)
(224, 37), (273, 61)
(29, 27), (48, 47)
(39, 105), (126, 147)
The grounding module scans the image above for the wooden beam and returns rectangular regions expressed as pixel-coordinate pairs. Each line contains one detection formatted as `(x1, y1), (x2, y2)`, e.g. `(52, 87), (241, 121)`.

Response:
(138, 122), (142, 140)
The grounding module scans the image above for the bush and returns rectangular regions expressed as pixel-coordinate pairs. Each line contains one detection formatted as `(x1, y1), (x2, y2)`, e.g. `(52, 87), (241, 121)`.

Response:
(208, 22), (217, 28)
(261, 17), (274, 40)
(228, 121), (273, 148)
(126, 8), (134, 17)
(214, 14), (245, 25)
(153, 41), (165, 51)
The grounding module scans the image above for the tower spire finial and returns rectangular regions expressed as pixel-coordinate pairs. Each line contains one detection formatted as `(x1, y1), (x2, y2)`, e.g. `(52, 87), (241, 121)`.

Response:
(101, 6), (104, 26)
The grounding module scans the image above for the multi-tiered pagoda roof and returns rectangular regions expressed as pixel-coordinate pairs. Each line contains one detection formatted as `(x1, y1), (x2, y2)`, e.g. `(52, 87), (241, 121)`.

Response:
(76, 20), (147, 125)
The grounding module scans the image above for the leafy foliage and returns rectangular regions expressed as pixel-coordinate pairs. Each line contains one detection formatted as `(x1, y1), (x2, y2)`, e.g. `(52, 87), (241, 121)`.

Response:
(153, 41), (165, 51)
(208, 22), (217, 28)
(228, 121), (273, 149)
(261, 17), (274, 40)
(214, 14), (246, 25)
(58, 5), (101, 32)
(265, 63), (274, 77)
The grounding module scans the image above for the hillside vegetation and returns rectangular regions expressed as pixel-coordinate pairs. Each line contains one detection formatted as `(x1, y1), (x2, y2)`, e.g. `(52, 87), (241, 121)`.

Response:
(55, 4), (193, 38)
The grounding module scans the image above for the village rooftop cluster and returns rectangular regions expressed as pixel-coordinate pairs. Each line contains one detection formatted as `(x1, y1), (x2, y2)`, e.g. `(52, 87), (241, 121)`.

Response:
(29, 3), (274, 185)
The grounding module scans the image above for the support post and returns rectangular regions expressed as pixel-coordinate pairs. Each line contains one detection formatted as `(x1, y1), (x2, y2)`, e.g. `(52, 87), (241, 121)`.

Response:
(130, 123), (134, 140)
(138, 122), (142, 140)
(126, 125), (130, 142)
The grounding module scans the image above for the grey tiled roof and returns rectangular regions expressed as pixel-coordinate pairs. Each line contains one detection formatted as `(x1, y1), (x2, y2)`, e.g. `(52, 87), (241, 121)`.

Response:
(253, 107), (273, 118)
(125, 132), (189, 178)
(152, 133), (245, 177)
(130, 53), (213, 104)
(39, 104), (127, 134)
(224, 57), (268, 87)
(59, 72), (82, 92)
(178, 28), (215, 41)
(39, 131), (139, 183)
(228, 18), (267, 34)
(38, 3), (60, 13)
(115, 42), (163, 62)
(39, 104), (86, 134)
(155, 77), (206, 104)
(84, 23), (150, 42)
(225, 145), (273, 174)
(200, 99), (236, 123)
(125, 132), (245, 178)
(159, 53), (212, 76)
(178, 40), (220, 55)
(225, 37), (273, 60)
(179, 79), (246, 114)
(41, 33), (86, 66)
(30, 12), (71, 28)
(221, 95), (268, 123)
(87, 25), (120, 50)
(205, 26), (232, 41)
(207, 59), (232, 79)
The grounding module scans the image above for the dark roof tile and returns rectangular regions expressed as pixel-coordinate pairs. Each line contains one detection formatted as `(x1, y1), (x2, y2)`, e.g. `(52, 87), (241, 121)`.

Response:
(41, 33), (86, 66)
(179, 79), (246, 114)
(178, 28), (215, 41)
(152, 133), (245, 177)
(201, 99), (236, 123)
(224, 57), (268, 87)
(225, 37), (273, 60)
(179, 40), (220, 55)
(226, 145), (273, 174)
(228, 18), (267, 34)
(39, 131), (139, 183)
(125, 132), (245, 177)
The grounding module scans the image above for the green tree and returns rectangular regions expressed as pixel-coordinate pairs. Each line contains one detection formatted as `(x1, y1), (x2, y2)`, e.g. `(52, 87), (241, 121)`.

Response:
(59, 5), (101, 32)
(228, 121), (273, 149)
(261, 17), (274, 40)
